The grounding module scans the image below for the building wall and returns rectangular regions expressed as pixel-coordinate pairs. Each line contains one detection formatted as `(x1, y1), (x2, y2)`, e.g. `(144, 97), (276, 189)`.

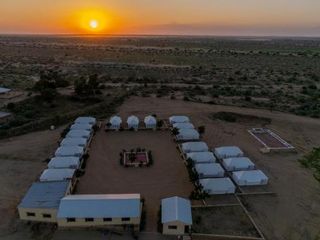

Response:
(57, 216), (140, 227)
(163, 221), (188, 235)
(18, 207), (58, 223)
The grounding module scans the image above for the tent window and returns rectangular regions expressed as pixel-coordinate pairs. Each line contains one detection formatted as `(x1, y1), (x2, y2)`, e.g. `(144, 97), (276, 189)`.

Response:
(103, 218), (112, 222)
(42, 214), (51, 218)
(26, 212), (35, 217)
(85, 218), (94, 222)
(121, 217), (130, 222)
(168, 225), (177, 229)
(67, 218), (76, 222)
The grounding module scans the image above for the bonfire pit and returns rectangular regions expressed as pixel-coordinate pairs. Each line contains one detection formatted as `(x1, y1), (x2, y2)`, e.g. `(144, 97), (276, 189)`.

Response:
(121, 149), (152, 167)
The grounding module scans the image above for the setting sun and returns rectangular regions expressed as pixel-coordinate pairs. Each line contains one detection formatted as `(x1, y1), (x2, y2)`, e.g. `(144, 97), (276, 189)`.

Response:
(89, 20), (98, 29)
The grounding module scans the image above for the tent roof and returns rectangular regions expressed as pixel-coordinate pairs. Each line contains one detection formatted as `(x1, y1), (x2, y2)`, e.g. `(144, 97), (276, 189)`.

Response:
(48, 157), (80, 169)
(161, 196), (192, 225)
(75, 116), (96, 125)
(186, 152), (216, 163)
(144, 115), (157, 124)
(195, 163), (224, 175)
(173, 122), (195, 129)
(66, 130), (91, 139)
(181, 142), (209, 152)
(232, 170), (268, 182)
(223, 157), (255, 168)
(199, 178), (235, 192)
(60, 137), (87, 147)
(40, 169), (75, 182)
(177, 129), (200, 139)
(0, 87), (11, 94)
(110, 116), (122, 124)
(0, 111), (11, 119)
(55, 146), (84, 157)
(127, 115), (139, 124)
(169, 116), (190, 124)
(18, 181), (69, 209)
(70, 123), (93, 131)
(214, 146), (244, 159)
(57, 194), (141, 218)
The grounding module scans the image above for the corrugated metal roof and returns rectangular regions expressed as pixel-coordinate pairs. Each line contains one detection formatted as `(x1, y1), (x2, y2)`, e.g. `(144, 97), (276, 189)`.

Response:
(169, 116), (190, 124)
(161, 196), (192, 225)
(40, 169), (75, 182)
(181, 142), (209, 153)
(57, 194), (141, 218)
(214, 146), (244, 159)
(18, 181), (69, 209)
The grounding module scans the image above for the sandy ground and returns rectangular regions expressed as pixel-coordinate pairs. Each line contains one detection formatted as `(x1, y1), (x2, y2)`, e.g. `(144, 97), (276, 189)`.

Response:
(1, 96), (320, 240)
(76, 130), (194, 232)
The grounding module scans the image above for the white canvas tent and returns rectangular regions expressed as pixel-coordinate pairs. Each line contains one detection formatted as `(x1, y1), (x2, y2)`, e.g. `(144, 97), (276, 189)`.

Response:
(222, 157), (255, 171)
(66, 130), (91, 139)
(60, 138), (87, 147)
(176, 129), (200, 141)
(199, 178), (236, 195)
(214, 146), (244, 159)
(169, 116), (190, 124)
(109, 116), (122, 130)
(55, 146), (84, 157)
(232, 170), (268, 186)
(144, 115), (157, 129)
(172, 122), (195, 130)
(70, 123), (93, 131)
(195, 163), (225, 178)
(48, 157), (81, 169)
(186, 152), (216, 164)
(127, 115), (139, 129)
(181, 142), (209, 153)
(75, 116), (96, 125)
(40, 169), (75, 182)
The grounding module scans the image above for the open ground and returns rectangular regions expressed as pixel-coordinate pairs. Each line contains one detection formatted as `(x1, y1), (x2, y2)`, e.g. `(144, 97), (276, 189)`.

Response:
(0, 96), (319, 239)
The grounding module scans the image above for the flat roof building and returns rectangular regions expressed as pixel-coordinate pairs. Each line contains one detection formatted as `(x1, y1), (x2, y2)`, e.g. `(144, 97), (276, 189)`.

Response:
(161, 196), (192, 235)
(18, 181), (71, 223)
(57, 194), (142, 230)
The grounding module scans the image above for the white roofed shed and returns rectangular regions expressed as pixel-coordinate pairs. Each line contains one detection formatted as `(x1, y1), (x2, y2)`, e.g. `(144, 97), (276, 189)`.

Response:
(173, 122), (195, 130)
(75, 116), (96, 125)
(55, 146), (84, 157)
(232, 170), (268, 186)
(144, 115), (157, 129)
(60, 138), (87, 147)
(48, 157), (81, 169)
(195, 163), (225, 178)
(181, 142), (209, 153)
(66, 130), (91, 139)
(39, 169), (75, 182)
(214, 146), (244, 159)
(199, 178), (236, 195)
(70, 123), (93, 131)
(186, 152), (216, 164)
(169, 116), (190, 124)
(176, 129), (200, 141)
(127, 115), (139, 129)
(222, 157), (255, 171)
(109, 116), (122, 129)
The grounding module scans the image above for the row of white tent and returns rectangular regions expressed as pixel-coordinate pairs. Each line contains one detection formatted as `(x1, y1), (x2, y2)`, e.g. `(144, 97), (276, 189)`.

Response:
(169, 115), (200, 141)
(108, 115), (157, 130)
(41, 117), (97, 182)
(171, 117), (269, 195)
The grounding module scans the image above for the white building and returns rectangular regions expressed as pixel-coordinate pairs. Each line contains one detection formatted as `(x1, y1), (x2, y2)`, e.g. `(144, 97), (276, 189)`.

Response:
(181, 142), (209, 153)
(172, 122), (195, 130)
(232, 170), (268, 186)
(75, 116), (96, 125)
(222, 157), (255, 171)
(199, 178), (236, 195)
(169, 116), (190, 124)
(60, 138), (87, 147)
(109, 116), (122, 130)
(186, 152), (216, 164)
(214, 146), (244, 159)
(144, 115), (157, 129)
(127, 115), (139, 130)
(176, 129), (200, 141)
(55, 146), (84, 157)
(48, 157), (81, 169)
(18, 181), (71, 223)
(66, 130), (91, 139)
(161, 196), (192, 235)
(195, 163), (225, 178)
(70, 123), (93, 131)
(39, 169), (76, 182)
(57, 194), (142, 230)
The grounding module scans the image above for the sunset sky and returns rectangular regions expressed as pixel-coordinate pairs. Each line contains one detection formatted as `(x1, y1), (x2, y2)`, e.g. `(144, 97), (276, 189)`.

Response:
(0, 0), (319, 36)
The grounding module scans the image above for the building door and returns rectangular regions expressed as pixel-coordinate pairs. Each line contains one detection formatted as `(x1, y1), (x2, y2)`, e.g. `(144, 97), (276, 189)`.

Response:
(184, 225), (190, 233)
